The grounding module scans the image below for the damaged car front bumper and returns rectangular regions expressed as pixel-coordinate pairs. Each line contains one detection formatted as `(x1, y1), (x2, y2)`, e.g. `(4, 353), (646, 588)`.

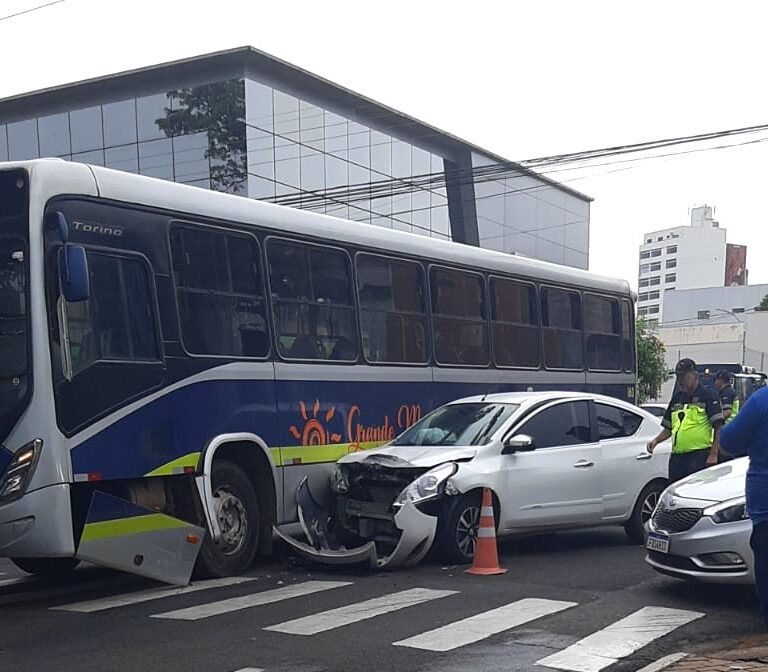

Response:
(274, 478), (437, 569)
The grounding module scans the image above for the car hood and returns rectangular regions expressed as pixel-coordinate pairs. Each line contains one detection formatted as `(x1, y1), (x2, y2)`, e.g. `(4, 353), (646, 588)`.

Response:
(669, 457), (748, 503)
(339, 444), (477, 469)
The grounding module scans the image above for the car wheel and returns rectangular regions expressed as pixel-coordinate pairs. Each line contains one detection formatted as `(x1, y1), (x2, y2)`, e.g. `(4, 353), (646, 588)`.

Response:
(11, 557), (80, 576)
(435, 492), (484, 564)
(195, 460), (260, 578)
(624, 481), (664, 544)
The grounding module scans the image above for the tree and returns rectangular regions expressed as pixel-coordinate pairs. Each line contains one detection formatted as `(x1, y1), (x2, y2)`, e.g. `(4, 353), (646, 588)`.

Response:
(636, 318), (668, 403)
(155, 80), (247, 194)
(757, 294), (768, 312)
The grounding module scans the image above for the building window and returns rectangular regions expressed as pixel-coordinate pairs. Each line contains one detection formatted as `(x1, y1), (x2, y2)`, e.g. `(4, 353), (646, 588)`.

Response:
(356, 254), (429, 364)
(697, 310), (710, 320)
(649, 291), (660, 300)
(651, 249), (662, 258)
(657, 236), (663, 242)
(650, 262), (661, 272)
(666, 259), (677, 269)
(640, 264), (650, 274)
(647, 319), (659, 328)
(665, 273), (676, 283)
(645, 239), (652, 244)
(667, 245), (677, 254)
(650, 276), (660, 286)
(639, 292), (648, 302)
(638, 307), (648, 317)
(639, 279), (650, 288)
(640, 251), (651, 260)
(648, 305), (659, 314)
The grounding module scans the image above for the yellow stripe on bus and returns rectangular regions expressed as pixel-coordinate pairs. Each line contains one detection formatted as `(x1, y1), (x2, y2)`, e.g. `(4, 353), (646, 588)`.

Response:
(276, 441), (387, 466)
(144, 452), (201, 477)
(80, 513), (191, 543)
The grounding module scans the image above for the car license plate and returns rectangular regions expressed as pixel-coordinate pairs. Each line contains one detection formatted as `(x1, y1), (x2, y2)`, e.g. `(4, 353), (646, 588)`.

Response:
(646, 531), (670, 554)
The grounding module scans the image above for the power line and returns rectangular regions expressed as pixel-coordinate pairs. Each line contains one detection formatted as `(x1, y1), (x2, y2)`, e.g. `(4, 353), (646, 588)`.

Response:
(0, 0), (66, 23)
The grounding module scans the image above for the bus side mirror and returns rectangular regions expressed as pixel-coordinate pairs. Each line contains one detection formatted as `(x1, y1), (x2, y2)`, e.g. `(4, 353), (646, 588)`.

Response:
(58, 244), (90, 302)
(502, 434), (535, 455)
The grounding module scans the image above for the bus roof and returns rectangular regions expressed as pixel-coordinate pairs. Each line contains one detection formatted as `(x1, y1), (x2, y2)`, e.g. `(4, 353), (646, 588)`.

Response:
(24, 159), (629, 296)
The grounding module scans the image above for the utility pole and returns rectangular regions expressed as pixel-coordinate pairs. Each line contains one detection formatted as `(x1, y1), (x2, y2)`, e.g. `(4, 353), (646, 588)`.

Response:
(715, 308), (746, 367)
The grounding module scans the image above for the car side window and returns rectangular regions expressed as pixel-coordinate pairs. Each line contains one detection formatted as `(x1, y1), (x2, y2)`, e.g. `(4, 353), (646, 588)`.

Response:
(517, 401), (591, 449)
(596, 403), (643, 440)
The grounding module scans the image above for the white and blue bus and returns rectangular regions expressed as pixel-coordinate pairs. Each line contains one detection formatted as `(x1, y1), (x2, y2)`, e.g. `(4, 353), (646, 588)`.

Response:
(0, 159), (635, 584)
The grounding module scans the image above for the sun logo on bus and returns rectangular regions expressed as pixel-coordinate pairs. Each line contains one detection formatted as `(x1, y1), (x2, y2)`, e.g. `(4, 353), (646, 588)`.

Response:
(289, 400), (342, 447)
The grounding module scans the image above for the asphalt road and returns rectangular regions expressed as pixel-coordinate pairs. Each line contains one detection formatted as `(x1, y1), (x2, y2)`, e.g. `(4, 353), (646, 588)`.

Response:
(0, 528), (762, 672)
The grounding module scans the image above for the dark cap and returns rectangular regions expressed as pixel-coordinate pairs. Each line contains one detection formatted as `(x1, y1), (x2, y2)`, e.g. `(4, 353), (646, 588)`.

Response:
(716, 370), (732, 383)
(675, 358), (697, 376)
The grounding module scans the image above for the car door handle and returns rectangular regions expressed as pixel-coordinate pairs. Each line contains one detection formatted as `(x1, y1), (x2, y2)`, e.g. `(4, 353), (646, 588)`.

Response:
(573, 460), (594, 468)
(635, 453), (653, 461)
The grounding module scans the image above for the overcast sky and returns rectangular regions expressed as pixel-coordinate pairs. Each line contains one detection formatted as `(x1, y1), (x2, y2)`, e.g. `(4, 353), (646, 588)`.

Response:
(2, 0), (767, 288)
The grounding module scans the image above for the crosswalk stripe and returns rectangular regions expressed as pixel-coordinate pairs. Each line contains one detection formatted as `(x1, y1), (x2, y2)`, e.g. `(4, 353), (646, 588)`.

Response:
(393, 598), (578, 652)
(536, 606), (704, 672)
(265, 588), (458, 636)
(152, 580), (351, 621)
(637, 653), (689, 672)
(53, 576), (255, 613)
(232, 668), (264, 672)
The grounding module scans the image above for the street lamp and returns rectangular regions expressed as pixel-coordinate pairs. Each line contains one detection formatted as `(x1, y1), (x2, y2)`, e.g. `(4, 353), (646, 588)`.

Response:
(714, 308), (746, 367)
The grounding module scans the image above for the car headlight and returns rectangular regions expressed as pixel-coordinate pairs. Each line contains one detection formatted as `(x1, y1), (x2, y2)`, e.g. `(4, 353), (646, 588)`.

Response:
(331, 465), (349, 494)
(394, 463), (457, 507)
(704, 497), (749, 524)
(0, 439), (43, 502)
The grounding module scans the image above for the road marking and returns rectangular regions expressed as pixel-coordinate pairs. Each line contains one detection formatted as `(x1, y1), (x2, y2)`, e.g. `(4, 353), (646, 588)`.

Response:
(53, 576), (255, 613)
(266, 588), (458, 636)
(637, 653), (689, 672)
(393, 598), (578, 652)
(232, 669), (264, 672)
(536, 606), (704, 671)
(153, 580), (351, 621)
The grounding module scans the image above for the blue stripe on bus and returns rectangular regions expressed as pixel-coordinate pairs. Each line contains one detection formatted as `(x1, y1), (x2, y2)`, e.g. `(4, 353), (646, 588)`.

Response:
(70, 377), (632, 481)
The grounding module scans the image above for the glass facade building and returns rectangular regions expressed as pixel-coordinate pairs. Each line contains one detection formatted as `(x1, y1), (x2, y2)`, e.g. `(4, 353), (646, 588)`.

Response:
(0, 47), (590, 267)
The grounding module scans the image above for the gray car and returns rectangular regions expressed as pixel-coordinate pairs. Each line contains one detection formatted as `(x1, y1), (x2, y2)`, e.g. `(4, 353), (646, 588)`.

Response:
(645, 457), (753, 584)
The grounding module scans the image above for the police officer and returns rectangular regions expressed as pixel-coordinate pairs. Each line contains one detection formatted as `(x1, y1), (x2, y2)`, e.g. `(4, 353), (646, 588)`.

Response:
(714, 370), (740, 424)
(646, 358), (725, 481)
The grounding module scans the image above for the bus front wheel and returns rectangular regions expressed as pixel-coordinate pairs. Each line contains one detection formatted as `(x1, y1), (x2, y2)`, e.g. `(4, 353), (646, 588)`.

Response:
(11, 557), (80, 576)
(195, 459), (260, 578)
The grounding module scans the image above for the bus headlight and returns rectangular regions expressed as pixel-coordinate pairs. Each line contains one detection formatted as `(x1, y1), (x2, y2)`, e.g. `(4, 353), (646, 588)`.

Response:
(0, 439), (42, 501)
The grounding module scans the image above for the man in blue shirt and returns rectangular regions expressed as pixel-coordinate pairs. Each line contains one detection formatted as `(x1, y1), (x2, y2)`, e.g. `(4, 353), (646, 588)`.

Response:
(720, 386), (768, 627)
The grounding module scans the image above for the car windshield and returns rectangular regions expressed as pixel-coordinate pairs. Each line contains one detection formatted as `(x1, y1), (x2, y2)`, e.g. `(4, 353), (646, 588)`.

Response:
(392, 402), (519, 447)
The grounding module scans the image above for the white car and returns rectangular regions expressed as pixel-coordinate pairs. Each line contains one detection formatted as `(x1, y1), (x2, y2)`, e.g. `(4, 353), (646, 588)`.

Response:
(646, 457), (753, 584)
(279, 391), (670, 568)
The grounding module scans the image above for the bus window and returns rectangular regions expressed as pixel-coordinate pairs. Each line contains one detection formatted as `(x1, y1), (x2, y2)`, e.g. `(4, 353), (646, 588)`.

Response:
(356, 254), (428, 364)
(584, 294), (622, 371)
(621, 299), (635, 372)
(66, 253), (160, 375)
(489, 277), (540, 368)
(268, 240), (358, 361)
(541, 286), (583, 370)
(430, 267), (489, 366)
(170, 226), (268, 358)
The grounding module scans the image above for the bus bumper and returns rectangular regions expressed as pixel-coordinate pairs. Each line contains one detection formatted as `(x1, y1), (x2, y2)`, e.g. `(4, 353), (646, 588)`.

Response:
(0, 483), (75, 557)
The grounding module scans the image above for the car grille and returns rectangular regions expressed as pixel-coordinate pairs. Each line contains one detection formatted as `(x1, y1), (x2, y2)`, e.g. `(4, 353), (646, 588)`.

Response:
(652, 507), (703, 533)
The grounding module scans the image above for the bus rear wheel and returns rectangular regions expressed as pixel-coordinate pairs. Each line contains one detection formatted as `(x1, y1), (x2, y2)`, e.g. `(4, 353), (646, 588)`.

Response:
(11, 557), (80, 576)
(195, 460), (260, 578)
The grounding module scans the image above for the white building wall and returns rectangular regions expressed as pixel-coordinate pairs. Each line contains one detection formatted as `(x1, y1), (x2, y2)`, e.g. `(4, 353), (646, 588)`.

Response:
(663, 284), (768, 324)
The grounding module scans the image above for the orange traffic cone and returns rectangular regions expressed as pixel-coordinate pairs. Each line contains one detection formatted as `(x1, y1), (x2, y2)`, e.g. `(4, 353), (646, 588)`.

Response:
(465, 488), (507, 576)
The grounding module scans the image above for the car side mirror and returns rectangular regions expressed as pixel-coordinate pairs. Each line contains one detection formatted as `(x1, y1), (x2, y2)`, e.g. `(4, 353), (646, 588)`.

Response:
(502, 434), (535, 455)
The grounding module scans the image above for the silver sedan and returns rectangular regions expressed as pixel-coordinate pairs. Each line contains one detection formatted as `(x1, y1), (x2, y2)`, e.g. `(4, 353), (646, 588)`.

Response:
(645, 457), (753, 584)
